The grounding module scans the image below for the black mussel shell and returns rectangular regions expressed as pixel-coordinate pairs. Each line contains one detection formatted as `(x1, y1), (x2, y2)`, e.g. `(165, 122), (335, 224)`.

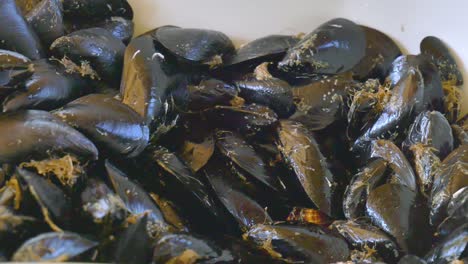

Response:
(0, 0), (44, 60)
(235, 69), (295, 118)
(216, 130), (281, 191)
(172, 79), (239, 112)
(153, 233), (233, 263)
(437, 187), (468, 238)
(277, 120), (338, 217)
(399, 255), (428, 264)
(451, 124), (468, 147)
(0, 205), (37, 256)
(51, 27), (126, 86)
(420, 36), (463, 85)
(53, 94), (149, 158)
(331, 220), (399, 262)
(12, 232), (97, 262)
(179, 127), (214, 172)
(402, 111), (453, 159)
(105, 161), (169, 231)
(290, 76), (352, 130)
(224, 34), (299, 69)
(96, 17), (134, 44)
(0, 110), (98, 163)
(343, 158), (388, 219)
(114, 214), (153, 264)
(3, 59), (90, 112)
(0, 49), (32, 95)
(366, 140), (417, 191)
(245, 224), (349, 263)
(152, 147), (224, 223)
(81, 178), (127, 224)
(408, 143), (442, 195)
(430, 145), (468, 226)
(204, 158), (273, 230)
(208, 103), (278, 137)
(352, 26), (402, 82)
(425, 224), (467, 264)
(62, 0), (133, 20)
(366, 183), (432, 255)
(25, 0), (65, 48)
(150, 26), (235, 66)
(17, 168), (72, 231)
(149, 193), (189, 232)
(120, 35), (184, 126)
(278, 18), (366, 75)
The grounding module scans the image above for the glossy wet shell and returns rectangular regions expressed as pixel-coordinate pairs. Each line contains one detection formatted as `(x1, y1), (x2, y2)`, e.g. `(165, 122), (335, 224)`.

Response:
(366, 183), (431, 255)
(53, 94), (149, 158)
(62, 0), (133, 19)
(245, 224), (349, 263)
(114, 215), (152, 263)
(25, 0), (65, 47)
(0, 49), (32, 94)
(277, 120), (337, 216)
(0, 0), (44, 60)
(278, 18), (366, 75)
(12, 232), (97, 262)
(0, 110), (98, 163)
(3, 59), (89, 112)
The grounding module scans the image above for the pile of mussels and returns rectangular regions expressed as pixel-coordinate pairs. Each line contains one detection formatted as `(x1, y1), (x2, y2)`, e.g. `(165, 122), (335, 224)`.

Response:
(0, 0), (466, 263)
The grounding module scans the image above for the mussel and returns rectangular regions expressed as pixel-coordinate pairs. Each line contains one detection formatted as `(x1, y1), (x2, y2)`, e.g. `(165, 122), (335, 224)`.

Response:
(53, 94), (150, 158)
(244, 224), (350, 263)
(366, 183), (432, 255)
(62, 0), (133, 20)
(148, 26), (235, 67)
(0, 110), (98, 163)
(113, 214), (153, 264)
(11, 232), (97, 262)
(0, 0), (44, 59)
(278, 18), (366, 75)
(0, 50), (33, 96)
(437, 187), (468, 238)
(3, 59), (90, 112)
(425, 224), (467, 264)
(25, 0), (65, 47)
(51, 28), (126, 86)
(277, 120), (339, 216)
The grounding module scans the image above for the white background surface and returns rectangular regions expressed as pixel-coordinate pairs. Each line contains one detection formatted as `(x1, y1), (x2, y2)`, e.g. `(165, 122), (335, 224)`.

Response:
(128, 0), (468, 110)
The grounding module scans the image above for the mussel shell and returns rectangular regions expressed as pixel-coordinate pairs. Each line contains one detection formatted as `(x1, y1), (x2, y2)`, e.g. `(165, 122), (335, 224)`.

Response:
(3, 59), (90, 112)
(420, 36), (463, 85)
(178, 124), (214, 172)
(0, 0), (44, 60)
(352, 26), (402, 82)
(11, 232), (97, 262)
(403, 111), (453, 159)
(290, 76), (352, 130)
(430, 145), (468, 226)
(399, 255), (428, 264)
(120, 35), (184, 125)
(114, 214), (153, 263)
(366, 140), (417, 191)
(152, 147), (224, 222)
(0, 110), (98, 163)
(451, 124), (468, 147)
(425, 224), (467, 264)
(96, 17), (134, 44)
(105, 160), (168, 228)
(53, 94), (149, 158)
(408, 144), (442, 195)
(204, 158), (273, 230)
(62, 0), (133, 19)
(17, 168), (72, 230)
(216, 130), (281, 191)
(51, 27), (126, 86)
(172, 79), (238, 112)
(0, 50), (32, 95)
(437, 187), (468, 237)
(80, 178), (127, 224)
(0, 206), (37, 256)
(343, 158), (388, 220)
(153, 233), (233, 263)
(25, 0), (65, 47)
(224, 34), (299, 68)
(277, 120), (338, 217)
(366, 183), (432, 255)
(235, 75), (295, 118)
(245, 224), (349, 263)
(331, 220), (399, 261)
(150, 26), (235, 65)
(208, 104), (278, 137)
(278, 18), (366, 75)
